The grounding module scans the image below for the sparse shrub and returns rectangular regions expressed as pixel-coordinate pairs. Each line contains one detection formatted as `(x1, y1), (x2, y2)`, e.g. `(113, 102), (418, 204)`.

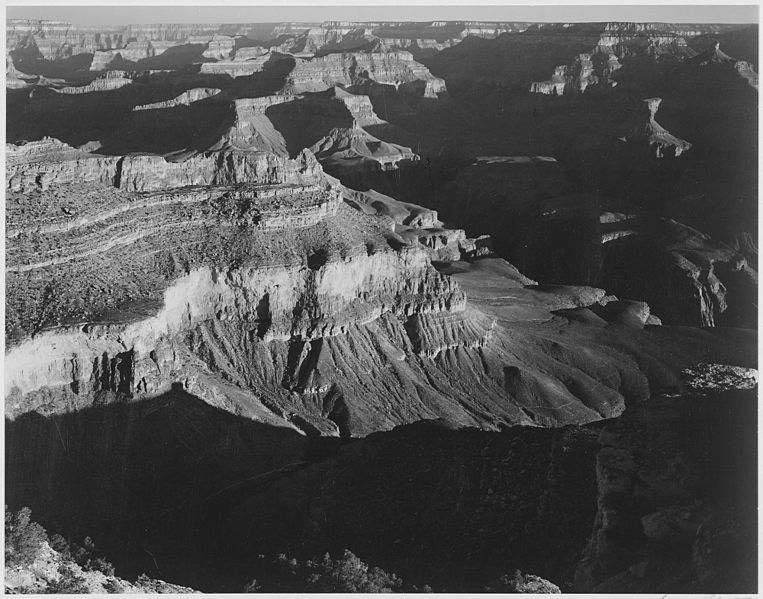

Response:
(48, 534), (71, 556)
(134, 573), (179, 593)
(5, 506), (49, 568)
(44, 563), (89, 594)
(48, 533), (114, 576)
(250, 549), (407, 592)
(311, 549), (403, 592)
(484, 569), (561, 593)
(102, 578), (125, 594)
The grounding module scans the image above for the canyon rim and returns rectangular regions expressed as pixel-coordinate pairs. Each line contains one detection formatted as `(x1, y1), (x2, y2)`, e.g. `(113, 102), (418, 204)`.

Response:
(2, 4), (759, 595)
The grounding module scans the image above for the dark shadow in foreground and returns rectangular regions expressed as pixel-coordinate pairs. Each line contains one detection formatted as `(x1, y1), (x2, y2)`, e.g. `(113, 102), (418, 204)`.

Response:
(5, 384), (757, 593)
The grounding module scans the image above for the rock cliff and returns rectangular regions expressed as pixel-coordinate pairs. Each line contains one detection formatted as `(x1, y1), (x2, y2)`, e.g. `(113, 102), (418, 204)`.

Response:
(208, 96), (292, 154)
(5, 55), (36, 88)
(199, 52), (273, 77)
(54, 70), (133, 94)
(8, 135), (748, 436)
(526, 24), (755, 96)
(598, 217), (757, 327)
(338, 182), (486, 261)
(89, 40), (179, 70)
(617, 98), (692, 158)
(575, 365), (757, 592)
(285, 51), (446, 97)
(309, 125), (418, 171)
(202, 35), (236, 60)
(6, 137), (320, 193)
(133, 87), (222, 111)
(690, 41), (759, 89)
(6, 19), (126, 60)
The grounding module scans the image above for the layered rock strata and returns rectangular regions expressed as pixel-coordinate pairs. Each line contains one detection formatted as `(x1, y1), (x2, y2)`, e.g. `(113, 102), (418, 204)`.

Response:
(89, 40), (179, 70)
(7, 139), (747, 437)
(198, 52), (272, 77)
(202, 35), (236, 60)
(617, 98), (692, 158)
(133, 87), (223, 111)
(208, 96), (293, 154)
(285, 51), (446, 97)
(339, 183), (488, 261)
(54, 70), (133, 94)
(6, 138), (322, 193)
(598, 217), (757, 327)
(309, 126), (418, 171)
(6, 55), (36, 88)
(6, 19), (126, 60)
(691, 41), (759, 89)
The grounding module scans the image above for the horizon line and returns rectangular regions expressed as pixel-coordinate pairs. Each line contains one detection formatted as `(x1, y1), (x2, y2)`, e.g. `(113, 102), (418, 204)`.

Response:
(5, 5), (759, 26)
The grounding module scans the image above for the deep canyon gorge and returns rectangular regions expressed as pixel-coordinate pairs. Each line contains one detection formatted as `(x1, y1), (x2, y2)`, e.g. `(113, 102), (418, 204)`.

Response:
(3, 15), (758, 594)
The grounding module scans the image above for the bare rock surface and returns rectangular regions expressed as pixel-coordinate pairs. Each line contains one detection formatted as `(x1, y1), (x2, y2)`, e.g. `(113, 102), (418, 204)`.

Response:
(338, 182), (488, 261)
(133, 87), (222, 110)
(54, 70), (134, 94)
(690, 41), (759, 88)
(207, 96), (292, 154)
(6, 140), (751, 436)
(285, 51), (446, 97)
(617, 97), (692, 158)
(309, 125), (418, 171)
(598, 216), (757, 327)
(575, 364), (757, 592)
(5, 539), (197, 594)
(199, 53), (273, 77)
(6, 55), (36, 88)
(4, 16), (757, 597)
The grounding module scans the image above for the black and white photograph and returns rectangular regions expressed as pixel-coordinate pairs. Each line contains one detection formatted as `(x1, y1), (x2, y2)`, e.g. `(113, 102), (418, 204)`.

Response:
(1, 1), (759, 594)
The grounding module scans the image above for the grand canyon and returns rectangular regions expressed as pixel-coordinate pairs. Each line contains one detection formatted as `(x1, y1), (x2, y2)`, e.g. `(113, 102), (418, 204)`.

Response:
(3, 11), (758, 594)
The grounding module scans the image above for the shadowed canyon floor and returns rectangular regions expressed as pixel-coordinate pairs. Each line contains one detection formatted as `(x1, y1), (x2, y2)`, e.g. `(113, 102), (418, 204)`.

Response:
(4, 17), (758, 594)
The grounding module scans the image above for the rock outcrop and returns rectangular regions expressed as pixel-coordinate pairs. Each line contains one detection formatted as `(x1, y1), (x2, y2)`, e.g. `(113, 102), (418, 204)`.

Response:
(133, 87), (223, 111)
(202, 34), (236, 60)
(690, 41), (759, 89)
(330, 85), (385, 125)
(5, 529), (197, 593)
(527, 23), (757, 96)
(6, 138), (122, 191)
(575, 365), (757, 592)
(6, 19), (126, 60)
(598, 217), (757, 327)
(208, 96), (293, 154)
(309, 125), (418, 171)
(54, 70), (133, 94)
(4, 17), (757, 598)
(617, 98), (692, 158)
(233, 45), (269, 61)
(530, 50), (621, 95)
(8, 136), (749, 436)
(338, 183), (488, 261)
(692, 40), (737, 66)
(199, 52), (272, 77)
(89, 40), (179, 70)
(297, 25), (376, 55)
(5, 137), (321, 194)
(285, 51), (446, 97)
(530, 65), (568, 95)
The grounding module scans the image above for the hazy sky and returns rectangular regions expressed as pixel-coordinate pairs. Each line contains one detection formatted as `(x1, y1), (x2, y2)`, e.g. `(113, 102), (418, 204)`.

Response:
(5, 4), (760, 25)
